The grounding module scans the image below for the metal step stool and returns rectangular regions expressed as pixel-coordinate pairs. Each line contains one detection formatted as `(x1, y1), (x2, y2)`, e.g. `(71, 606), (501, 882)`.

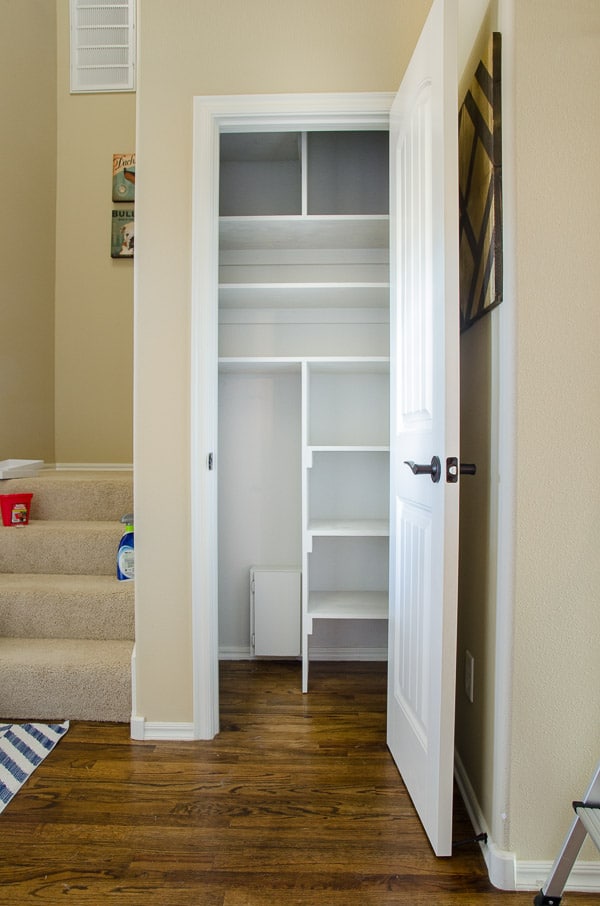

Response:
(534, 760), (600, 905)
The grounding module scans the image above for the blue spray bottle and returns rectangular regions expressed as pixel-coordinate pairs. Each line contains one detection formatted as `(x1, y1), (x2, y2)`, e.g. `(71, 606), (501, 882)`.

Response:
(117, 513), (134, 580)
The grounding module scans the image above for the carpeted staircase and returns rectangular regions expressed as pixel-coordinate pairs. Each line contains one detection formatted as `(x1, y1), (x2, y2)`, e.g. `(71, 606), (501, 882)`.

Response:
(0, 471), (134, 722)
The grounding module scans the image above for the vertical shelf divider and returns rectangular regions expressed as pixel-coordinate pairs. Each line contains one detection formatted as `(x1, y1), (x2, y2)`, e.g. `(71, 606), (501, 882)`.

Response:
(301, 131), (308, 217)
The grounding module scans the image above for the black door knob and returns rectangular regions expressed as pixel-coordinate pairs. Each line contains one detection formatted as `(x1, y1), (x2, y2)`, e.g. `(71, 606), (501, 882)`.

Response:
(404, 456), (441, 484)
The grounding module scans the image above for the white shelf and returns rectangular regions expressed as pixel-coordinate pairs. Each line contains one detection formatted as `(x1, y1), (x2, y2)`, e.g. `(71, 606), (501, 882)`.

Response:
(307, 591), (388, 620)
(307, 444), (390, 453)
(219, 283), (389, 309)
(308, 519), (388, 537)
(220, 216), (389, 251)
(307, 358), (389, 373)
(219, 357), (302, 375)
(219, 356), (389, 368)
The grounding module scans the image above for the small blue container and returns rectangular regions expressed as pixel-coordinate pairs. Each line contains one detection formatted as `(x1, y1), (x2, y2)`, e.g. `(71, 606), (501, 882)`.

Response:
(117, 513), (134, 580)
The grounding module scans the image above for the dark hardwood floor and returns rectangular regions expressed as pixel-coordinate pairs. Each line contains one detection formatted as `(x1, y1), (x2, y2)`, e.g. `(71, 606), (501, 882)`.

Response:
(0, 661), (585, 904)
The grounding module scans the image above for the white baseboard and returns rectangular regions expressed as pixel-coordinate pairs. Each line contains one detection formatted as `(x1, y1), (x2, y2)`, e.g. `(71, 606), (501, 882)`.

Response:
(454, 751), (600, 893)
(309, 646), (387, 661)
(130, 716), (197, 741)
(53, 462), (133, 471)
(454, 750), (516, 890)
(516, 860), (600, 893)
(217, 646), (388, 661)
(219, 646), (253, 660)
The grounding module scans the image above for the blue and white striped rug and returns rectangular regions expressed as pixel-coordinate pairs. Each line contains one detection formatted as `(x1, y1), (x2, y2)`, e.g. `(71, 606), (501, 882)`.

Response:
(0, 721), (69, 813)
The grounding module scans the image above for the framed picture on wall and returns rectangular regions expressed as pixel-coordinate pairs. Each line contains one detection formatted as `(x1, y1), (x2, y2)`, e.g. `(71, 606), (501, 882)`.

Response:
(112, 153), (136, 202)
(111, 209), (135, 258)
(459, 33), (503, 331)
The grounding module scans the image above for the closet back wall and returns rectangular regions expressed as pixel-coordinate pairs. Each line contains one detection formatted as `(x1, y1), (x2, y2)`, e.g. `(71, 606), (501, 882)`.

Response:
(218, 368), (302, 655)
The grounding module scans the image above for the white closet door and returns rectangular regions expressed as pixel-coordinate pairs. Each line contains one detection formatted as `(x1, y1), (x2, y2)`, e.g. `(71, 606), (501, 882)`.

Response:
(387, 0), (461, 857)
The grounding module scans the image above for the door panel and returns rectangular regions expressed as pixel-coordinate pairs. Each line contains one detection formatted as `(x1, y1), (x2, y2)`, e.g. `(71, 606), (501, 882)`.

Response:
(387, 0), (460, 857)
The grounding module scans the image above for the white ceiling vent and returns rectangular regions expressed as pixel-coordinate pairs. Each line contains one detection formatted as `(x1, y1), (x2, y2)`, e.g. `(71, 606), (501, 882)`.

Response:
(70, 0), (136, 93)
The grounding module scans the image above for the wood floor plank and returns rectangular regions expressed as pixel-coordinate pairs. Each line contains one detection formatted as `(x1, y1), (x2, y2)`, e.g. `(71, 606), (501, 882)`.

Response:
(0, 660), (589, 905)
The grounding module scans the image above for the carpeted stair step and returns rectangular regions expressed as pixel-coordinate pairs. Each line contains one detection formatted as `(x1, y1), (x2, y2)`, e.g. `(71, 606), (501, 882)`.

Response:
(0, 637), (133, 723)
(0, 470), (133, 522)
(0, 521), (123, 576)
(0, 470), (134, 723)
(0, 574), (134, 641)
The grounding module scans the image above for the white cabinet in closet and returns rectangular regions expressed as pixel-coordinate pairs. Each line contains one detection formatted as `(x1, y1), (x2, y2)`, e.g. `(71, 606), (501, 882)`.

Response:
(217, 130), (390, 685)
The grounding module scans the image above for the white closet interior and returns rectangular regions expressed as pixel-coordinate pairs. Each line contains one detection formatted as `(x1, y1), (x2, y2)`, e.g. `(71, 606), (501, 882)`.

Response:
(217, 128), (390, 689)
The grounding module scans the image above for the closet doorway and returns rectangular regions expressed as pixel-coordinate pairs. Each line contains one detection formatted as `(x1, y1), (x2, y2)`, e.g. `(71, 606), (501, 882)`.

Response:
(190, 93), (395, 740)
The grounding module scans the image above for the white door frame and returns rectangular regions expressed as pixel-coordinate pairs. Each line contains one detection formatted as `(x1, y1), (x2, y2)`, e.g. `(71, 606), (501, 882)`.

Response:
(190, 92), (395, 740)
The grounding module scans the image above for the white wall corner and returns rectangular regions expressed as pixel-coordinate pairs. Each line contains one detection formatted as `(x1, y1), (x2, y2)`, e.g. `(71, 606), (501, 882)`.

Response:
(454, 750), (517, 890)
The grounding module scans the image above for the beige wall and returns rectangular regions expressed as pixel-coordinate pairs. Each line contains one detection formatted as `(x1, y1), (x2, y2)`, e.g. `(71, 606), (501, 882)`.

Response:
(509, 0), (600, 860)
(134, 0), (600, 872)
(0, 0), (57, 462)
(54, 0), (135, 464)
(0, 1), (136, 466)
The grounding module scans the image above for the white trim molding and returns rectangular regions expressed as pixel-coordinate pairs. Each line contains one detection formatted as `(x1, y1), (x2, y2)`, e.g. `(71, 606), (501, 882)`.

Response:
(191, 93), (394, 742)
(130, 717), (196, 742)
(307, 647), (387, 661)
(217, 648), (387, 661)
(455, 750), (517, 890)
(218, 647), (253, 660)
(130, 645), (139, 737)
(516, 860), (600, 895)
(53, 463), (133, 471)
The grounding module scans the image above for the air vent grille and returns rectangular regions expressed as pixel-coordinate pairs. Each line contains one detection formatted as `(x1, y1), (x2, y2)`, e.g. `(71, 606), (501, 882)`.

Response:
(70, 0), (136, 93)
